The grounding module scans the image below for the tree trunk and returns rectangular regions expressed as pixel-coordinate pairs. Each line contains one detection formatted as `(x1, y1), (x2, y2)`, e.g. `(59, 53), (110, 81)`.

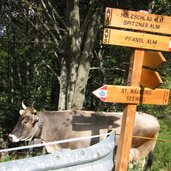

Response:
(71, 8), (102, 109)
(58, 2), (102, 110)
(58, 0), (81, 110)
(58, 59), (68, 110)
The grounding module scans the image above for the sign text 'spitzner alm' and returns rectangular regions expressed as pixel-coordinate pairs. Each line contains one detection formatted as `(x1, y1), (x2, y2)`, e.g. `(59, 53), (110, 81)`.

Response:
(120, 12), (164, 30)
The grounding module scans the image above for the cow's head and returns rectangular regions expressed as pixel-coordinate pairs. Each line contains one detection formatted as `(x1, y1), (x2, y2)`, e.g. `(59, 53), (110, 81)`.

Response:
(8, 101), (40, 142)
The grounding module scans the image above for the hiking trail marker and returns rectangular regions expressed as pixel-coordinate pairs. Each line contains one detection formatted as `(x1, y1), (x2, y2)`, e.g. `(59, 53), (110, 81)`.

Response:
(93, 7), (171, 171)
(93, 85), (169, 105)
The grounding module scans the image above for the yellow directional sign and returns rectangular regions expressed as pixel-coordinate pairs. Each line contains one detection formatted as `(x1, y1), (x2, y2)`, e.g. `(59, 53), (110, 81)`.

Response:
(92, 85), (170, 105)
(143, 51), (166, 69)
(105, 7), (171, 35)
(140, 68), (163, 89)
(103, 28), (171, 52)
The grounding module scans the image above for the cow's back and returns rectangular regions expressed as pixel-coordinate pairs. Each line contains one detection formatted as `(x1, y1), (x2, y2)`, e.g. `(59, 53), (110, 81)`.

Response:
(39, 110), (122, 149)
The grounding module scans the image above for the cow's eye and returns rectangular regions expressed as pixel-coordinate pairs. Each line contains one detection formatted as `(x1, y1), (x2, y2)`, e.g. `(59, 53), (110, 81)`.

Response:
(23, 120), (29, 124)
(22, 116), (30, 124)
(23, 118), (29, 124)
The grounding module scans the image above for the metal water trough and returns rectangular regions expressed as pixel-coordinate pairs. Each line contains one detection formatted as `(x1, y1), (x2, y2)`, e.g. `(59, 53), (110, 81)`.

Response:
(0, 133), (115, 171)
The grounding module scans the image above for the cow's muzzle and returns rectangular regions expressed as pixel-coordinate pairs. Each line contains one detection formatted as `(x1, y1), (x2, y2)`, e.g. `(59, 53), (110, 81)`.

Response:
(8, 134), (20, 142)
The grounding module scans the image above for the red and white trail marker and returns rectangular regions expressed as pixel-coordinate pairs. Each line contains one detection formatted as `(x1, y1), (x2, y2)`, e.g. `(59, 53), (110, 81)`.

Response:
(92, 85), (107, 102)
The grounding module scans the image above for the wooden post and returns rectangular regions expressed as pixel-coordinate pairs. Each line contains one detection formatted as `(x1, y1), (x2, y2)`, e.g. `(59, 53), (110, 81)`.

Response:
(115, 49), (144, 171)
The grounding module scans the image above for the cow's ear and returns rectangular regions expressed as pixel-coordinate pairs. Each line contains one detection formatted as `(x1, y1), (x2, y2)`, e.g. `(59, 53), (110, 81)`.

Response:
(32, 109), (37, 115)
(19, 110), (25, 115)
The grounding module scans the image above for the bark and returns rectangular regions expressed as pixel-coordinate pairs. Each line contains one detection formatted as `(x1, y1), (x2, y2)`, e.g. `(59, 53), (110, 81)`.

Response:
(58, 59), (68, 110)
(71, 7), (102, 109)
(58, 0), (81, 110)
(58, 1), (102, 110)
(21, 0), (103, 110)
(66, 0), (81, 109)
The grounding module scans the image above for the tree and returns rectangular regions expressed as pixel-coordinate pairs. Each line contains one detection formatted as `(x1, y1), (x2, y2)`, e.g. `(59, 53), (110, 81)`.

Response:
(12, 0), (106, 110)
(3, 0), (169, 111)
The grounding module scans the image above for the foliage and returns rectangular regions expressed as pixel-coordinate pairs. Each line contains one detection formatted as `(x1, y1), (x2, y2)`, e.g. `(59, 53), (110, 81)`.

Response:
(128, 160), (145, 171)
(150, 119), (171, 170)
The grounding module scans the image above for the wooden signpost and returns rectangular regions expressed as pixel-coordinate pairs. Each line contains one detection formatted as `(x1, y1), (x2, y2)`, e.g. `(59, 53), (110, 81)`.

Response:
(140, 51), (166, 89)
(140, 68), (163, 89)
(115, 49), (145, 171)
(103, 28), (171, 52)
(93, 7), (171, 171)
(104, 8), (171, 34)
(93, 85), (170, 105)
(142, 51), (166, 69)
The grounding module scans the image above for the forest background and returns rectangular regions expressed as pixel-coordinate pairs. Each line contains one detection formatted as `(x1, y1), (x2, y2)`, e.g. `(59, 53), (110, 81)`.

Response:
(0, 0), (171, 170)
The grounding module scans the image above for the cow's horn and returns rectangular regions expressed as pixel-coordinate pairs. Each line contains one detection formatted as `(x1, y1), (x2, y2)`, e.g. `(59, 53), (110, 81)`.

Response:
(22, 100), (27, 110)
(31, 101), (35, 108)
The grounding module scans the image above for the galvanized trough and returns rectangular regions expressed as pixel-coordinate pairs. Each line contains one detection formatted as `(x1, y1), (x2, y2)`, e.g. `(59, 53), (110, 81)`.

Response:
(0, 133), (115, 171)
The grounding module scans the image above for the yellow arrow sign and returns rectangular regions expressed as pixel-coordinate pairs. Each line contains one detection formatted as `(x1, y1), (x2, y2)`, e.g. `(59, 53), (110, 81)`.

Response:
(143, 51), (166, 69)
(140, 68), (163, 89)
(92, 85), (170, 105)
(104, 7), (171, 35)
(103, 28), (171, 52)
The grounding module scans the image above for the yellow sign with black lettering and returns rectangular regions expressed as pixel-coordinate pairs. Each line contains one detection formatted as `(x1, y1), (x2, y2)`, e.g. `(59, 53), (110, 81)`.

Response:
(105, 8), (171, 35)
(103, 28), (171, 52)
(143, 51), (166, 69)
(140, 68), (163, 89)
(93, 85), (170, 105)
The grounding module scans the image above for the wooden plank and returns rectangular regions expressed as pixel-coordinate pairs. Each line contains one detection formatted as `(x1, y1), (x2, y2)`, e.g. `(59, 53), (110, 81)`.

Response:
(140, 68), (163, 89)
(103, 28), (171, 52)
(105, 7), (171, 35)
(143, 51), (166, 69)
(93, 85), (170, 105)
(115, 50), (144, 171)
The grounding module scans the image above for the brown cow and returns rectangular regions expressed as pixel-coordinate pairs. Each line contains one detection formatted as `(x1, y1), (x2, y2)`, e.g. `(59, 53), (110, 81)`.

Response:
(9, 102), (160, 169)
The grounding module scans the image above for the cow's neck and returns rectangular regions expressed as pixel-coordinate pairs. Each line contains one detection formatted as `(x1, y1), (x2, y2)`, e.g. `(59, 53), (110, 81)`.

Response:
(38, 112), (44, 128)
(34, 112), (44, 138)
